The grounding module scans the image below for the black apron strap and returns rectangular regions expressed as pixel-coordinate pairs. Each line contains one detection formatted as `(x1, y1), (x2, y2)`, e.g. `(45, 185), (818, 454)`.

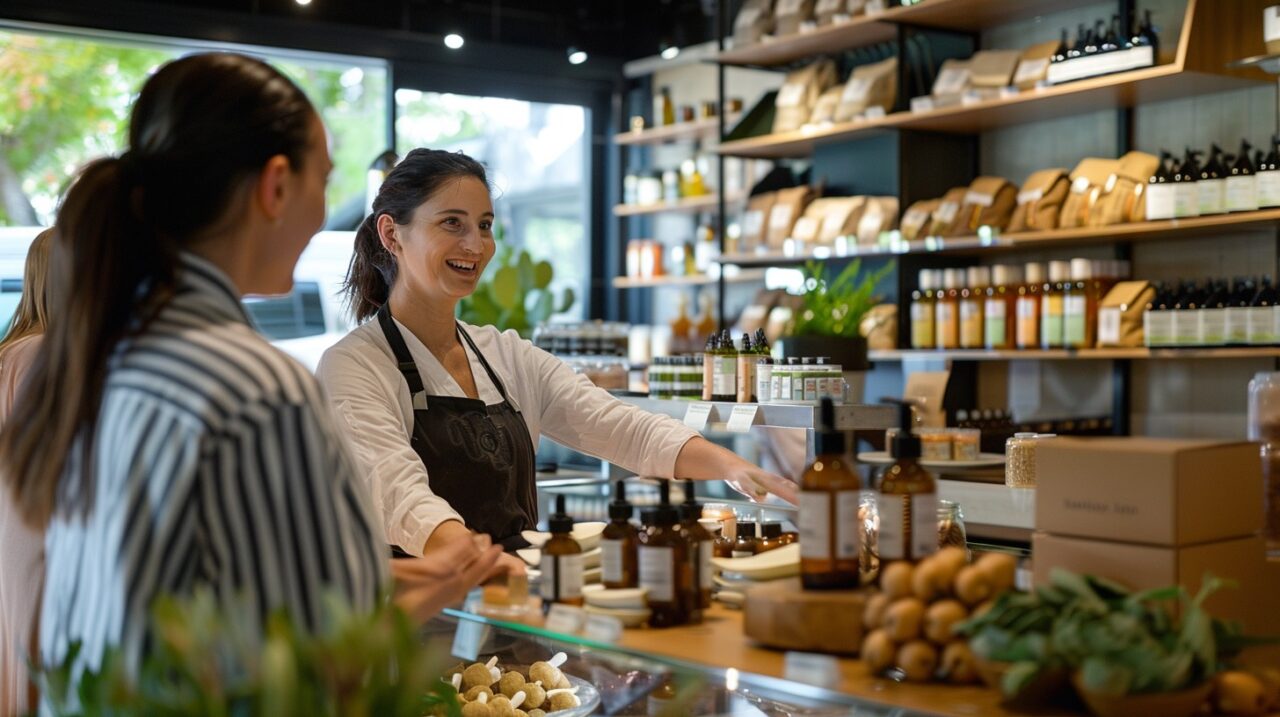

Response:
(376, 305), (427, 399)
(456, 323), (512, 404)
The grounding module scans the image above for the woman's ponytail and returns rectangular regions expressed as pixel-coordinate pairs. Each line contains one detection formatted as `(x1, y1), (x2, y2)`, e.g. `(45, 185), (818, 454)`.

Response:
(346, 213), (395, 322)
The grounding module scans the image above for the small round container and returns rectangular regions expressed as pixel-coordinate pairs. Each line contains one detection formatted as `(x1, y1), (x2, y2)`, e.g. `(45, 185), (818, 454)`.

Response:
(937, 500), (968, 553)
(918, 428), (953, 461)
(950, 427), (981, 461)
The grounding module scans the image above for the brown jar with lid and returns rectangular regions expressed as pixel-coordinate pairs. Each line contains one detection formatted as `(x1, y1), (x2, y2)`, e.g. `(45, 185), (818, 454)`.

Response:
(638, 480), (688, 628)
(756, 522), (786, 553)
(731, 522), (758, 558)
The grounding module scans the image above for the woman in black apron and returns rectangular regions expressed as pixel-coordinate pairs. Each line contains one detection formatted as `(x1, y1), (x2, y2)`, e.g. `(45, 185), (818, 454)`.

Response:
(319, 149), (796, 566)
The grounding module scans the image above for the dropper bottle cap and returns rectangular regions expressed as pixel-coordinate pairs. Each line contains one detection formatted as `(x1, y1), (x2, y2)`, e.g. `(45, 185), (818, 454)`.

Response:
(549, 494), (574, 533)
(882, 398), (921, 459)
(643, 479), (680, 527)
(814, 397), (846, 456)
(609, 480), (633, 521)
(679, 479), (701, 522)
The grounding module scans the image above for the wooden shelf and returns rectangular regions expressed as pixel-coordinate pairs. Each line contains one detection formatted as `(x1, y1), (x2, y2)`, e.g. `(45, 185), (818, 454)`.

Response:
(718, 65), (1263, 159)
(613, 193), (744, 217)
(869, 347), (1280, 362)
(718, 0), (1100, 68)
(716, 208), (1280, 266)
(614, 115), (740, 146)
(611, 268), (768, 289)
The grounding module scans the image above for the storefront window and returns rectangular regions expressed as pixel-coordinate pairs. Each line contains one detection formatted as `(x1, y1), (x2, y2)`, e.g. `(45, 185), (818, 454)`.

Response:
(395, 89), (589, 320)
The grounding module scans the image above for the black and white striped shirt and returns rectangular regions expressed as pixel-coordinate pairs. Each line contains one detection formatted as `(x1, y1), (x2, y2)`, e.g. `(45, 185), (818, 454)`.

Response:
(39, 252), (387, 687)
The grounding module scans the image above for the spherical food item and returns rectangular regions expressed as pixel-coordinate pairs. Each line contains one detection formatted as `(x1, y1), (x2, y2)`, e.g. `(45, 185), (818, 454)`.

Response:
(527, 710), (546, 717)
(953, 565), (992, 606)
(910, 556), (948, 602)
(1214, 671), (1268, 715)
(529, 662), (561, 688)
(971, 599), (996, 619)
(515, 711), (528, 717)
(863, 592), (892, 630)
(548, 692), (578, 711)
(880, 562), (914, 600)
(1253, 668), (1280, 709)
(499, 671), (527, 697)
(465, 686), (494, 702)
(975, 552), (1017, 594)
(461, 702), (493, 717)
(553, 674), (571, 690)
(923, 600), (968, 645)
(522, 683), (547, 709)
(464, 663), (498, 690)
(861, 629), (896, 673)
(896, 640), (939, 683)
(883, 597), (925, 642)
(939, 642), (979, 684)
(488, 696), (515, 717)
(932, 547), (967, 589)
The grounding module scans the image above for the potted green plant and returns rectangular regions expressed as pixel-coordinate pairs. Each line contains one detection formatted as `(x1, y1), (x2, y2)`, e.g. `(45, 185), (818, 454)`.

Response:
(457, 222), (575, 338)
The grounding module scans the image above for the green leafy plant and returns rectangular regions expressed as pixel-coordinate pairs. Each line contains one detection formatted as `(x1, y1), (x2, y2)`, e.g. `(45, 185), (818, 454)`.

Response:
(36, 590), (462, 717)
(786, 259), (893, 339)
(956, 568), (1269, 701)
(457, 223), (574, 337)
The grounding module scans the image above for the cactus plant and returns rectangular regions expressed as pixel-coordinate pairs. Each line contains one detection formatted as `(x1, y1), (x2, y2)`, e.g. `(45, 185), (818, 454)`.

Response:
(456, 224), (574, 336)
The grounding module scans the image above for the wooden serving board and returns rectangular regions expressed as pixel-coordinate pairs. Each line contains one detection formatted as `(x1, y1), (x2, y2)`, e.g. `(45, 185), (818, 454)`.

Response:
(742, 577), (869, 655)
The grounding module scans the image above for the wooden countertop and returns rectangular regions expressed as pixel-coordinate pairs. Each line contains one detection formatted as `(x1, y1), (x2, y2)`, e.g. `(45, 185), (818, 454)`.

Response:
(614, 605), (1075, 717)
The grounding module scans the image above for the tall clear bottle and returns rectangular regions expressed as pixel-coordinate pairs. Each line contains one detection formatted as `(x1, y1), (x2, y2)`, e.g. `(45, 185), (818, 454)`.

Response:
(1017, 263), (1045, 349)
(1063, 258), (1098, 349)
(911, 269), (937, 350)
(960, 266), (989, 349)
(1040, 261), (1070, 349)
(985, 265), (1018, 350)
(877, 399), (937, 564)
(936, 268), (961, 350)
(799, 398), (861, 590)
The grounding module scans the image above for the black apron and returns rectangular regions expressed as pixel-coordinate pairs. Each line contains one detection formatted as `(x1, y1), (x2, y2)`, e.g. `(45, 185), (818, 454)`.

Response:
(377, 306), (538, 554)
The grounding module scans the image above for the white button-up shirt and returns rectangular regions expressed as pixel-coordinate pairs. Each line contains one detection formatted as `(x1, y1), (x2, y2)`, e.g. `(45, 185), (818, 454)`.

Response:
(317, 318), (699, 555)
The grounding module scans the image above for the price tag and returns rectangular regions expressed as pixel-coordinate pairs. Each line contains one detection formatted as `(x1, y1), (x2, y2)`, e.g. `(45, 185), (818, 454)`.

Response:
(726, 404), (760, 433)
(545, 604), (587, 635)
(909, 95), (935, 114)
(784, 651), (840, 688)
(583, 614), (624, 643)
(450, 618), (490, 662)
(684, 402), (713, 431)
(933, 67), (971, 96)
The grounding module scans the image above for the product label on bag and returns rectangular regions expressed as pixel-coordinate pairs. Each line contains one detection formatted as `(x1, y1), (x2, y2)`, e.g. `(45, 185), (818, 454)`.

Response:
(540, 553), (584, 602)
(1227, 176), (1259, 212)
(601, 538), (624, 584)
(1017, 188), (1044, 205)
(776, 82), (806, 108)
(985, 299), (1007, 347)
(1013, 58), (1050, 86)
(638, 546), (675, 602)
(1145, 184), (1176, 221)
(1099, 307), (1122, 345)
(841, 77), (872, 105)
(964, 191), (995, 208)
(933, 68), (971, 96)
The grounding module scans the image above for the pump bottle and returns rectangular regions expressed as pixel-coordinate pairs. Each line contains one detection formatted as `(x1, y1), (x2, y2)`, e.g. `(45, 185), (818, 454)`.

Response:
(799, 398), (861, 589)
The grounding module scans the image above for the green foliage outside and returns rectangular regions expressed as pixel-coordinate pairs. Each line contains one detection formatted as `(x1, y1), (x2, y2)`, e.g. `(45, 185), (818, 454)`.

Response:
(787, 259), (894, 339)
(456, 221), (575, 336)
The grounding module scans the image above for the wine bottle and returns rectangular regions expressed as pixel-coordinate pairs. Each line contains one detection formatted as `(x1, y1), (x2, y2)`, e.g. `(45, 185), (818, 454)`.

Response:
(1227, 139), (1259, 212)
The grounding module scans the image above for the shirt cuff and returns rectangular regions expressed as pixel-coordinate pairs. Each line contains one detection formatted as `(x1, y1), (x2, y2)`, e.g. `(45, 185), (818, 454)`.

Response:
(398, 509), (465, 558)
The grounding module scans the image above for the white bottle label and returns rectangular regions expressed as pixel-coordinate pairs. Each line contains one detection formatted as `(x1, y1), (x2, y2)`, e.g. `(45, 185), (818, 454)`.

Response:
(1173, 183), (1200, 218)
(800, 491), (830, 560)
(1198, 178), (1226, 215)
(713, 357), (737, 397)
(878, 493), (937, 561)
(757, 364), (773, 405)
(1099, 306), (1121, 345)
(985, 299), (1007, 348)
(1258, 170), (1280, 208)
(836, 491), (861, 560)
(540, 553), (584, 601)
(1200, 308), (1227, 346)
(1249, 306), (1275, 345)
(877, 494), (904, 561)
(960, 300), (980, 321)
(699, 541), (713, 590)
(911, 493), (939, 559)
(601, 538), (624, 584)
(1174, 309), (1202, 346)
(1143, 310), (1161, 347)
(1226, 175), (1259, 212)
(1145, 184), (1176, 221)
(1226, 307), (1250, 344)
(638, 546), (675, 603)
(1063, 295), (1088, 346)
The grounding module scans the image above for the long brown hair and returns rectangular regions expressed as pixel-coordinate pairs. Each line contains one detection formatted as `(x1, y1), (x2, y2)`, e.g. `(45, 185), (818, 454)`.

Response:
(1, 53), (316, 527)
(0, 228), (54, 357)
(345, 148), (489, 322)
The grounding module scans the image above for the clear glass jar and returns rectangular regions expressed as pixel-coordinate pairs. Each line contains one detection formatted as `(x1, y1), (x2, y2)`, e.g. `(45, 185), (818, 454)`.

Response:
(1248, 372), (1280, 554)
(1004, 432), (1039, 488)
(937, 500), (968, 556)
(859, 494), (970, 579)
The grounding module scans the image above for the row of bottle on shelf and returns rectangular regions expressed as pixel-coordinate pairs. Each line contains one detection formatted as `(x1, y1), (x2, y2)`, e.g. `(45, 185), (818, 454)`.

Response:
(1144, 277), (1280, 348)
(624, 227), (720, 280)
(1146, 139), (1280, 220)
(622, 158), (715, 207)
(909, 259), (1128, 351)
(1045, 12), (1159, 84)
(641, 89), (743, 132)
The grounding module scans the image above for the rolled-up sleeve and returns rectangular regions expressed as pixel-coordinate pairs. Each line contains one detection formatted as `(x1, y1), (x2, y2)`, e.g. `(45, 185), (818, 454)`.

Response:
(316, 345), (464, 556)
(527, 339), (699, 477)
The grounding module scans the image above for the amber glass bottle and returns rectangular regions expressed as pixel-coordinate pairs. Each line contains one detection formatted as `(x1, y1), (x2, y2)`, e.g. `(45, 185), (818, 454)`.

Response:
(539, 495), (584, 607)
(600, 480), (639, 590)
(936, 268), (961, 349)
(638, 480), (687, 628)
(1016, 263), (1045, 350)
(876, 400), (938, 564)
(960, 266), (988, 349)
(800, 398), (861, 589)
(679, 480), (713, 619)
(731, 523), (757, 557)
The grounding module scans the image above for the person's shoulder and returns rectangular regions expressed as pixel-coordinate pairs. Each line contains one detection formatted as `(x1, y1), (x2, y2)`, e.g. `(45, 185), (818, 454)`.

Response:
(318, 319), (394, 380)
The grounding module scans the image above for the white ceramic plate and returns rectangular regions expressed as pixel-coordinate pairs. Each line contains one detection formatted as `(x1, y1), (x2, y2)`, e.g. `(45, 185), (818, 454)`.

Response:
(715, 590), (746, 608)
(517, 546), (602, 569)
(582, 586), (648, 610)
(857, 451), (1006, 469)
(713, 572), (760, 590)
(584, 566), (602, 584)
(521, 522), (607, 552)
(710, 543), (800, 581)
(583, 604), (650, 628)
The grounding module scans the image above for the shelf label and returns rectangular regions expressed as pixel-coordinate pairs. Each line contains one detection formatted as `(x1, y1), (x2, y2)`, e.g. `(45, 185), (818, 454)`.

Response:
(863, 105), (886, 119)
(583, 614), (624, 644)
(726, 404), (760, 433)
(784, 651), (840, 689)
(450, 618), (491, 662)
(909, 95), (935, 114)
(684, 402), (713, 431)
(545, 604), (587, 635)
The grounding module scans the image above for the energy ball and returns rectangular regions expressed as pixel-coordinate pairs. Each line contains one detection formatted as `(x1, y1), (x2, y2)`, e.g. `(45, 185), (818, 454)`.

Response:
(461, 702), (492, 717)
(527, 711), (546, 717)
(529, 662), (561, 687)
(499, 671), (527, 698)
(488, 696), (515, 717)
(464, 686), (494, 702)
(463, 663), (498, 690)
(548, 692), (577, 711)
(553, 674), (571, 690)
(522, 683), (547, 709)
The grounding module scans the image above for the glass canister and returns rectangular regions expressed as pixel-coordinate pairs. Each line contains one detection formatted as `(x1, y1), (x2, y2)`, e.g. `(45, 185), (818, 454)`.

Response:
(950, 427), (981, 461)
(937, 500), (969, 555)
(1248, 372), (1280, 554)
(859, 494), (970, 579)
(1005, 432), (1040, 487)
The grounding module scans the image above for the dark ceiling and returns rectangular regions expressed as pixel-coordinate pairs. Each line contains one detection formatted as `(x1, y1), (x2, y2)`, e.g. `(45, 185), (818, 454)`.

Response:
(152, 0), (723, 60)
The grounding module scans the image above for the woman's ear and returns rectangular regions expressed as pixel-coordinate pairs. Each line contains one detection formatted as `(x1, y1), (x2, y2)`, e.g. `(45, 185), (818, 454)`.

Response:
(376, 214), (400, 256)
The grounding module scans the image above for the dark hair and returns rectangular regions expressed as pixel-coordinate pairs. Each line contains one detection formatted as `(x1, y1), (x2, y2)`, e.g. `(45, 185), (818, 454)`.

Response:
(346, 148), (490, 321)
(2, 52), (317, 527)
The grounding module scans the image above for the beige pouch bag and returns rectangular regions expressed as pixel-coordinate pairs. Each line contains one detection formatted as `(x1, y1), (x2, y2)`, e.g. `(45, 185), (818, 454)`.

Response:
(969, 50), (1022, 89)
(774, 59), (838, 134)
(931, 59), (972, 105)
(1089, 151), (1160, 227)
(774, 0), (817, 36)
(834, 56), (897, 122)
(766, 186), (815, 247)
(1097, 281), (1155, 348)
(734, 0), (775, 46)
(900, 199), (939, 241)
(817, 196), (866, 243)
(1008, 169), (1070, 232)
(954, 177), (1016, 234)
(1013, 41), (1061, 90)
(1059, 158), (1119, 229)
(741, 192), (776, 251)
(857, 196), (899, 244)
(928, 188), (969, 237)
(815, 0), (864, 24)
(792, 197), (845, 243)
(808, 86), (844, 125)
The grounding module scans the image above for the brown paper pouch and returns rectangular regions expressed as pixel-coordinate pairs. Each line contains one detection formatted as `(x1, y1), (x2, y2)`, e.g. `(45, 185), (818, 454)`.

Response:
(1089, 151), (1159, 227)
(1097, 281), (1155, 347)
(774, 0), (817, 36)
(794, 197), (845, 243)
(1059, 158), (1118, 229)
(968, 50), (1022, 89)
(931, 59), (972, 102)
(773, 59), (837, 133)
(818, 196), (867, 243)
(808, 86), (844, 125)
(958, 177), (1016, 233)
(765, 185), (815, 247)
(1008, 168), (1069, 232)
(857, 196), (899, 244)
(1013, 41), (1060, 90)
(834, 56), (897, 122)
(734, 0), (776, 46)
(741, 192), (776, 250)
(900, 199), (939, 241)
(928, 187), (969, 236)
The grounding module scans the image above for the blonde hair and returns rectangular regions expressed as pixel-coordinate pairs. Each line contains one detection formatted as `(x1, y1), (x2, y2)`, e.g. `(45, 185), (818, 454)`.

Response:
(0, 228), (53, 357)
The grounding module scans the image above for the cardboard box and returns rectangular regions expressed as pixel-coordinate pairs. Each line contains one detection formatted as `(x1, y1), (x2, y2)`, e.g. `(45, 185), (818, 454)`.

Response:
(1036, 437), (1262, 546)
(1032, 532), (1271, 637)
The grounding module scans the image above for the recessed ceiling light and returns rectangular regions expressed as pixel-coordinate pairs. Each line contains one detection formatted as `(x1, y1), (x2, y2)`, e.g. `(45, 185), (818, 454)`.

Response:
(660, 45), (680, 60)
(567, 48), (588, 65)
(295, 0), (311, 5)
(444, 33), (465, 50)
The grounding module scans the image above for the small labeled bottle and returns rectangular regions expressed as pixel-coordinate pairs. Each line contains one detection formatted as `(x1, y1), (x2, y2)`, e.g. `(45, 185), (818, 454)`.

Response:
(1143, 282), (1174, 348)
(540, 495), (585, 607)
(600, 480), (639, 590)
(1227, 277), (1255, 346)
(1258, 136), (1280, 209)
(1198, 144), (1228, 216)
(1249, 277), (1278, 346)
(935, 268), (962, 350)
(1172, 148), (1201, 219)
(1200, 279), (1229, 347)
(1016, 263), (1044, 349)
(655, 86), (675, 127)
(701, 334), (717, 401)
(712, 329), (738, 402)
(1145, 150), (1177, 221)
(638, 480), (687, 628)
(960, 266), (989, 349)
(1063, 258), (1097, 349)
(1040, 261), (1070, 349)
(731, 522), (757, 558)
(911, 269), (937, 350)
(679, 480), (713, 618)
(1173, 280), (1205, 347)
(877, 399), (938, 564)
(754, 329), (773, 404)
(756, 522), (786, 553)
(736, 333), (756, 403)
(985, 265), (1018, 350)
(799, 398), (861, 590)
(1227, 140), (1259, 213)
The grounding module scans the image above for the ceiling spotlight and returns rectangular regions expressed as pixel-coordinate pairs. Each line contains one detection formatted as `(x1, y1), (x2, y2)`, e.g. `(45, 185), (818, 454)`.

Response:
(295, 0), (311, 5)
(444, 33), (465, 50)
(567, 47), (588, 65)
(660, 44), (680, 60)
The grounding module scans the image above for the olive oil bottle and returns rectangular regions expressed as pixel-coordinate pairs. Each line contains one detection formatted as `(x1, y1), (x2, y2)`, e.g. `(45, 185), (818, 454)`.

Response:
(800, 398), (861, 589)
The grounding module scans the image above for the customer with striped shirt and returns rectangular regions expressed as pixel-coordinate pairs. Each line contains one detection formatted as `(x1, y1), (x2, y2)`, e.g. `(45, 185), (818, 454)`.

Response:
(0, 53), (501, 703)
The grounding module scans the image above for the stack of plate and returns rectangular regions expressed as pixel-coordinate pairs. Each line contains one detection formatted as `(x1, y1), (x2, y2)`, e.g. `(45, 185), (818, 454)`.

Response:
(581, 585), (650, 627)
(517, 522), (607, 584)
(710, 543), (801, 609)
